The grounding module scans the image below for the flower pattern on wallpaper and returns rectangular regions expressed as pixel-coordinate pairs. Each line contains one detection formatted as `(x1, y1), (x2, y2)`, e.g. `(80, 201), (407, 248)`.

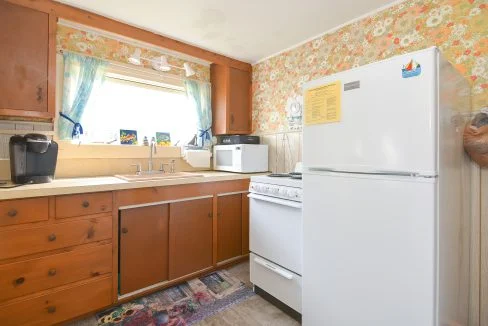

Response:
(252, 0), (487, 133)
(56, 25), (210, 82)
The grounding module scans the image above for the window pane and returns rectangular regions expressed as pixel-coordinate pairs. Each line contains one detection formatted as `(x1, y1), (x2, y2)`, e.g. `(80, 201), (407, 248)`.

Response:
(80, 78), (197, 145)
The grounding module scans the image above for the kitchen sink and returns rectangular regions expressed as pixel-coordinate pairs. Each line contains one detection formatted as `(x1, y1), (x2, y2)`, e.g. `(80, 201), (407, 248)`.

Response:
(115, 172), (203, 182)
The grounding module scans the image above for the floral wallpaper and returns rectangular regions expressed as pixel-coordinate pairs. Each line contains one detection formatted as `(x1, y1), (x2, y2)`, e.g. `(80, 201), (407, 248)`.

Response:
(252, 0), (487, 133)
(56, 25), (210, 82)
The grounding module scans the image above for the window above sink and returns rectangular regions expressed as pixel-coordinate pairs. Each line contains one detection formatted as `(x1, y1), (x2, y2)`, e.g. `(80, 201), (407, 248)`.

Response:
(67, 63), (198, 146)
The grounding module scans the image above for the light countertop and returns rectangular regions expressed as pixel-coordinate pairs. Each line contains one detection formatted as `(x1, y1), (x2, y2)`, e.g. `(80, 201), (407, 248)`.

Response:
(0, 171), (264, 200)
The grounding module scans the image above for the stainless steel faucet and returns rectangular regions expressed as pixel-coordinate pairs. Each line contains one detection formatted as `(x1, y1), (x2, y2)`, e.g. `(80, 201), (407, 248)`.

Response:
(148, 137), (157, 173)
(160, 159), (176, 173)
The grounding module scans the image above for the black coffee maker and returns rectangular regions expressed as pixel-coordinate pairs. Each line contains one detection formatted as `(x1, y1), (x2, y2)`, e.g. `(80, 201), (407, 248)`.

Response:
(9, 134), (58, 184)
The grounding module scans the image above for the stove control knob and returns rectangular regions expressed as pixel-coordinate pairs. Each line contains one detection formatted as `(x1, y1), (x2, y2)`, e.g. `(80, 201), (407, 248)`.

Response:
(252, 183), (262, 192)
(278, 187), (287, 197)
(295, 190), (302, 200)
(271, 186), (280, 194)
(287, 189), (299, 199)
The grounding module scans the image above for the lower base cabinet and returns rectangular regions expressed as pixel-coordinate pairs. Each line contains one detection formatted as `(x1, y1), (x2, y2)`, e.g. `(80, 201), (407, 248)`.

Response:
(217, 194), (243, 262)
(169, 197), (213, 279)
(0, 276), (112, 326)
(119, 205), (169, 295)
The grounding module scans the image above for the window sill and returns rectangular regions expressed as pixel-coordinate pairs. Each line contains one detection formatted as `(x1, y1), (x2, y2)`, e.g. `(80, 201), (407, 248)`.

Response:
(57, 141), (182, 159)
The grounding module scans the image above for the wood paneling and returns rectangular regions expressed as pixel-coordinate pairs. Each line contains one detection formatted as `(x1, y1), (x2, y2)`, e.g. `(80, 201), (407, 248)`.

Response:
(0, 216), (112, 260)
(0, 276), (112, 326)
(169, 197), (213, 279)
(0, 243), (111, 302)
(217, 194), (242, 262)
(115, 179), (249, 207)
(5, 0), (252, 72)
(242, 193), (250, 255)
(0, 197), (48, 227)
(119, 205), (169, 295)
(55, 192), (112, 218)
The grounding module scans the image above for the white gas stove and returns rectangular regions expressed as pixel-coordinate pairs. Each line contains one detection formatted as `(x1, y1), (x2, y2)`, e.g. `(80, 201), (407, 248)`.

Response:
(248, 174), (303, 313)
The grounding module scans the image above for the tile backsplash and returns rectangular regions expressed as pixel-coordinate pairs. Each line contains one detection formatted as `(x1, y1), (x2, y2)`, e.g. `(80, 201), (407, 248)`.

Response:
(0, 121), (54, 159)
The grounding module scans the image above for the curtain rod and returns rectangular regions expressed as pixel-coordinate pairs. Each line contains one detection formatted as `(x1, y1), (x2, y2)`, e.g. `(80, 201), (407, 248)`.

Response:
(57, 49), (211, 86)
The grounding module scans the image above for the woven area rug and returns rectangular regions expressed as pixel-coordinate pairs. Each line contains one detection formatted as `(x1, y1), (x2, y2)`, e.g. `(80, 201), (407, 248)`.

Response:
(97, 270), (255, 326)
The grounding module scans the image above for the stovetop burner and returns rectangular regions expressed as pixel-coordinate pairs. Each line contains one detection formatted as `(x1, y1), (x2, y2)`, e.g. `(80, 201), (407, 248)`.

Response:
(268, 172), (302, 180)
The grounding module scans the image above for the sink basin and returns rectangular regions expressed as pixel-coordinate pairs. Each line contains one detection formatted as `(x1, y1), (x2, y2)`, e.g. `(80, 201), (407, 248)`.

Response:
(115, 172), (203, 182)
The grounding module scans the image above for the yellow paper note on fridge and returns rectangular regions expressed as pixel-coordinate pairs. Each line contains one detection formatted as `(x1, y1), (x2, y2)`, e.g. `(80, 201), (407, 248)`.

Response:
(304, 81), (341, 125)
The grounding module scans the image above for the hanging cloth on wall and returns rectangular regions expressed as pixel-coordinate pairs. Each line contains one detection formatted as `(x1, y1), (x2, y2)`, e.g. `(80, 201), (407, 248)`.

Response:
(58, 52), (107, 140)
(185, 80), (212, 148)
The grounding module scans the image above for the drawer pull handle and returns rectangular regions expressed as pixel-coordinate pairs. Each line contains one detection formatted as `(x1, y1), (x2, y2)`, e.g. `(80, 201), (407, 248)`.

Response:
(47, 306), (56, 314)
(48, 269), (56, 276)
(14, 277), (25, 285)
(48, 234), (56, 242)
(87, 226), (95, 239)
(121, 227), (128, 234)
(7, 209), (17, 217)
(82, 201), (90, 208)
(208, 212), (212, 218)
(254, 257), (293, 280)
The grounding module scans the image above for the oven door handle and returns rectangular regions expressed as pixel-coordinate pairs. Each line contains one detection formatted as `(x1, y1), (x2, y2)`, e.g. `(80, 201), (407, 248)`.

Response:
(254, 256), (294, 280)
(248, 193), (302, 209)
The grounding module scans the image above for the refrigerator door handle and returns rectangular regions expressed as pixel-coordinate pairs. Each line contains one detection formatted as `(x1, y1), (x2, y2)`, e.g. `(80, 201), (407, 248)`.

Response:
(307, 166), (423, 177)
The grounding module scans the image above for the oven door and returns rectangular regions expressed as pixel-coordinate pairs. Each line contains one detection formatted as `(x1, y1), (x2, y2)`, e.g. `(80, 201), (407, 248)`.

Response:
(248, 193), (302, 274)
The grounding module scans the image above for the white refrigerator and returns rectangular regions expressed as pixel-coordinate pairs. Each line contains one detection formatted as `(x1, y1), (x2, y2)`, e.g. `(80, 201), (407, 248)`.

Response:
(302, 47), (471, 326)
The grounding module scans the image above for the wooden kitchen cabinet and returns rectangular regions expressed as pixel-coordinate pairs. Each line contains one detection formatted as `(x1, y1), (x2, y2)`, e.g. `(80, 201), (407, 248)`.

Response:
(169, 197), (213, 279)
(0, 1), (56, 120)
(217, 194), (243, 262)
(119, 205), (169, 295)
(211, 64), (252, 135)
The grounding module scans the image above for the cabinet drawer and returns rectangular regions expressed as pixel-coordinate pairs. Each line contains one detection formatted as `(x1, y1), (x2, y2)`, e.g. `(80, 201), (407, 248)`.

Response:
(0, 276), (112, 326)
(0, 243), (112, 302)
(250, 253), (301, 313)
(0, 216), (112, 260)
(0, 197), (48, 227)
(56, 192), (112, 219)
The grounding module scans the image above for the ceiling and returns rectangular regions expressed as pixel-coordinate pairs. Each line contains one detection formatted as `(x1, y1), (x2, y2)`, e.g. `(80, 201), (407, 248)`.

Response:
(55, 0), (400, 64)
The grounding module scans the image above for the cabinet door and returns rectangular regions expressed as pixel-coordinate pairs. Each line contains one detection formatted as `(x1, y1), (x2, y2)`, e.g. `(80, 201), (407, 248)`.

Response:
(169, 197), (213, 279)
(217, 194), (243, 262)
(119, 205), (169, 295)
(0, 2), (49, 113)
(228, 67), (252, 134)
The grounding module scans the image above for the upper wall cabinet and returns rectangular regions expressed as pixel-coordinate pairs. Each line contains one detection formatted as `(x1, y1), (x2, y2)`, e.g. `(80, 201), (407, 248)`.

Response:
(211, 64), (252, 135)
(0, 1), (56, 121)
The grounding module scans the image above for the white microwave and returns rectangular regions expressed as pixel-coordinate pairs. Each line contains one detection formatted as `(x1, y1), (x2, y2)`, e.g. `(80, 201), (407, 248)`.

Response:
(213, 144), (269, 173)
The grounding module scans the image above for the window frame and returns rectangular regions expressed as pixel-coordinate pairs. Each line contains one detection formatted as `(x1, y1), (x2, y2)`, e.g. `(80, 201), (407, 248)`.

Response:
(54, 57), (190, 159)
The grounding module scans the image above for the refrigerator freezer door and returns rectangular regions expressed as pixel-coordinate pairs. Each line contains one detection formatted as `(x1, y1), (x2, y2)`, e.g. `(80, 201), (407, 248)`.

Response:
(303, 47), (438, 176)
(302, 173), (436, 326)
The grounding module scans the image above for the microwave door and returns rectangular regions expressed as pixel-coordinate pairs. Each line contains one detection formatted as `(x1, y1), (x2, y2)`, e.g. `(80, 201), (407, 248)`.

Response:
(216, 148), (233, 168)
